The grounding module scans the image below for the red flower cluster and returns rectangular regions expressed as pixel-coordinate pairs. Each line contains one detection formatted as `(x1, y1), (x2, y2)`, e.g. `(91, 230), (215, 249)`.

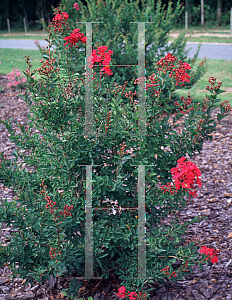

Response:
(157, 53), (177, 73)
(73, 2), (79, 10)
(200, 246), (219, 264)
(134, 74), (161, 97)
(36, 58), (57, 75)
(146, 73), (160, 96)
(64, 28), (87, 48)
(161, 266), (177, 279)
(206, 76), (222, 93)
(49, 246), (61, 263)
(117, 141), (128, 158)
(45, 196), (58, 213)
(161, 157), (201, 198)
(51, 9), (70, 33)
(134, 53), (191, 94)
(125, 90), (137, 105)
(170, 61), (191, 86)
(134, 76), (146, 85)
(117, 286), (147, 300)
(45, 196), (74, 218)
(174, 93), (194, 114)
(171, 157), (201, 197)
(157, 53), (191, 86)
(87, 45), (113, 76)
(59, 204), (74, 218)
(220, 100), (232, 113)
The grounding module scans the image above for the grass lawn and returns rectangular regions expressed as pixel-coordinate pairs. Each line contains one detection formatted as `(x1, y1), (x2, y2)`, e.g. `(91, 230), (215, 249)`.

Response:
(176, 59), (232, 107)
(0, 48), (41, 76)
(169, 35), (232, 44)
(169, 26), (232, 44)
(170, 25), (230, 34)
(182, 36), (232, 44)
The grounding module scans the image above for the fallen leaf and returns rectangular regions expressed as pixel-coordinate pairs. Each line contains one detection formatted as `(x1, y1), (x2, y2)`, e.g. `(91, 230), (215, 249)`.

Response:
(227, 232), (232, 238)
(192, 278), (199, 284)
(208, 198), (217, 202)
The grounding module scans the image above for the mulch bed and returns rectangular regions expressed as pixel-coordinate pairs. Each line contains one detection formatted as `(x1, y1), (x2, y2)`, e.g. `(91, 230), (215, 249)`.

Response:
(0, 75), (232, 300)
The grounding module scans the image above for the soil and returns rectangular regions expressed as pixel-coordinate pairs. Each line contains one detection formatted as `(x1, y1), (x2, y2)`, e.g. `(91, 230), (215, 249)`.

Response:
(0, 75), (232, 300)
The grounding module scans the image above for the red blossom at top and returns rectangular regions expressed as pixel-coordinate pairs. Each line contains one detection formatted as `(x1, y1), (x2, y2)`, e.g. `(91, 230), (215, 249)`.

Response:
(55, 12), (69, 21)
(73, 2), (79, 10)
(51, 9), (70, 33)
(64, 28), (86, 48)
(157, 53), (177, 73)
(157, 53), (191, 86)
(87, 45), (113, 76)
(170, 61), (191, 86)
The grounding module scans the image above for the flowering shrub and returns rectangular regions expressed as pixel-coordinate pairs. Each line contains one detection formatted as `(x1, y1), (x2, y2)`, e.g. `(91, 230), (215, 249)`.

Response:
(131, 53), (194, 113)
(156, 52), (191, 86)
(7, 67), (26, 89)
(0, 6), (231, 300)
(59, 0), (206, 94)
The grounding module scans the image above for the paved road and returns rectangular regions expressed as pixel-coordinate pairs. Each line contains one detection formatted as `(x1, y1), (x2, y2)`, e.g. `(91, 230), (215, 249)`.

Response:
(1, 39), (232, 60)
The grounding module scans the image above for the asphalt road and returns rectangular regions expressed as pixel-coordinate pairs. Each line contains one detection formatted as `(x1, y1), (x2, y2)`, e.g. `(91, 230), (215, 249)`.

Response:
(0, 39), (232, 61)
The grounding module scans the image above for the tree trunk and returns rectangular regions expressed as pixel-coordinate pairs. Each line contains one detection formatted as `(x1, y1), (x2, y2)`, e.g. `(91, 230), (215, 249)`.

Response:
(201, 0), (204, 26)
(216, 0), (222, 26)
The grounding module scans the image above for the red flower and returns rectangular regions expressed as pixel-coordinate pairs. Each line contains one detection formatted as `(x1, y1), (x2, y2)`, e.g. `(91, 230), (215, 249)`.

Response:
(200, 246), (219, 264)
(171, 157), (201, 194)
(211, 256), (218, 264)
(55, 14), (62, 21)
(87, 46), (113, 76)
(170, 61), (191, 86)
(64, 28), (86, 48)
(128, 291), (138, 300)
(157, 53), (191, 86)
(51, 9), (70, 33)
(117, 286), (127, 298)
(160, 157), (201, 198)
(73, 2), (79, 10)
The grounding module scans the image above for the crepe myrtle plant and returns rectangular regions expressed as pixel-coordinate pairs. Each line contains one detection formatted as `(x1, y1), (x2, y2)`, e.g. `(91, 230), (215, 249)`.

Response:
(44, 0), (206, 93)
(0, 9), (231, 300)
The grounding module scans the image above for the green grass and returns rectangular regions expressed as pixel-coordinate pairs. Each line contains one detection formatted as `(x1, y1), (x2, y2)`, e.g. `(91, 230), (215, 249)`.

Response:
(169, 35), (232, 44)
(171, 25), (230, 33)
(177, 59), (232, 107)
(0, 48), (41, 76)
(184, 36), (232, 44)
